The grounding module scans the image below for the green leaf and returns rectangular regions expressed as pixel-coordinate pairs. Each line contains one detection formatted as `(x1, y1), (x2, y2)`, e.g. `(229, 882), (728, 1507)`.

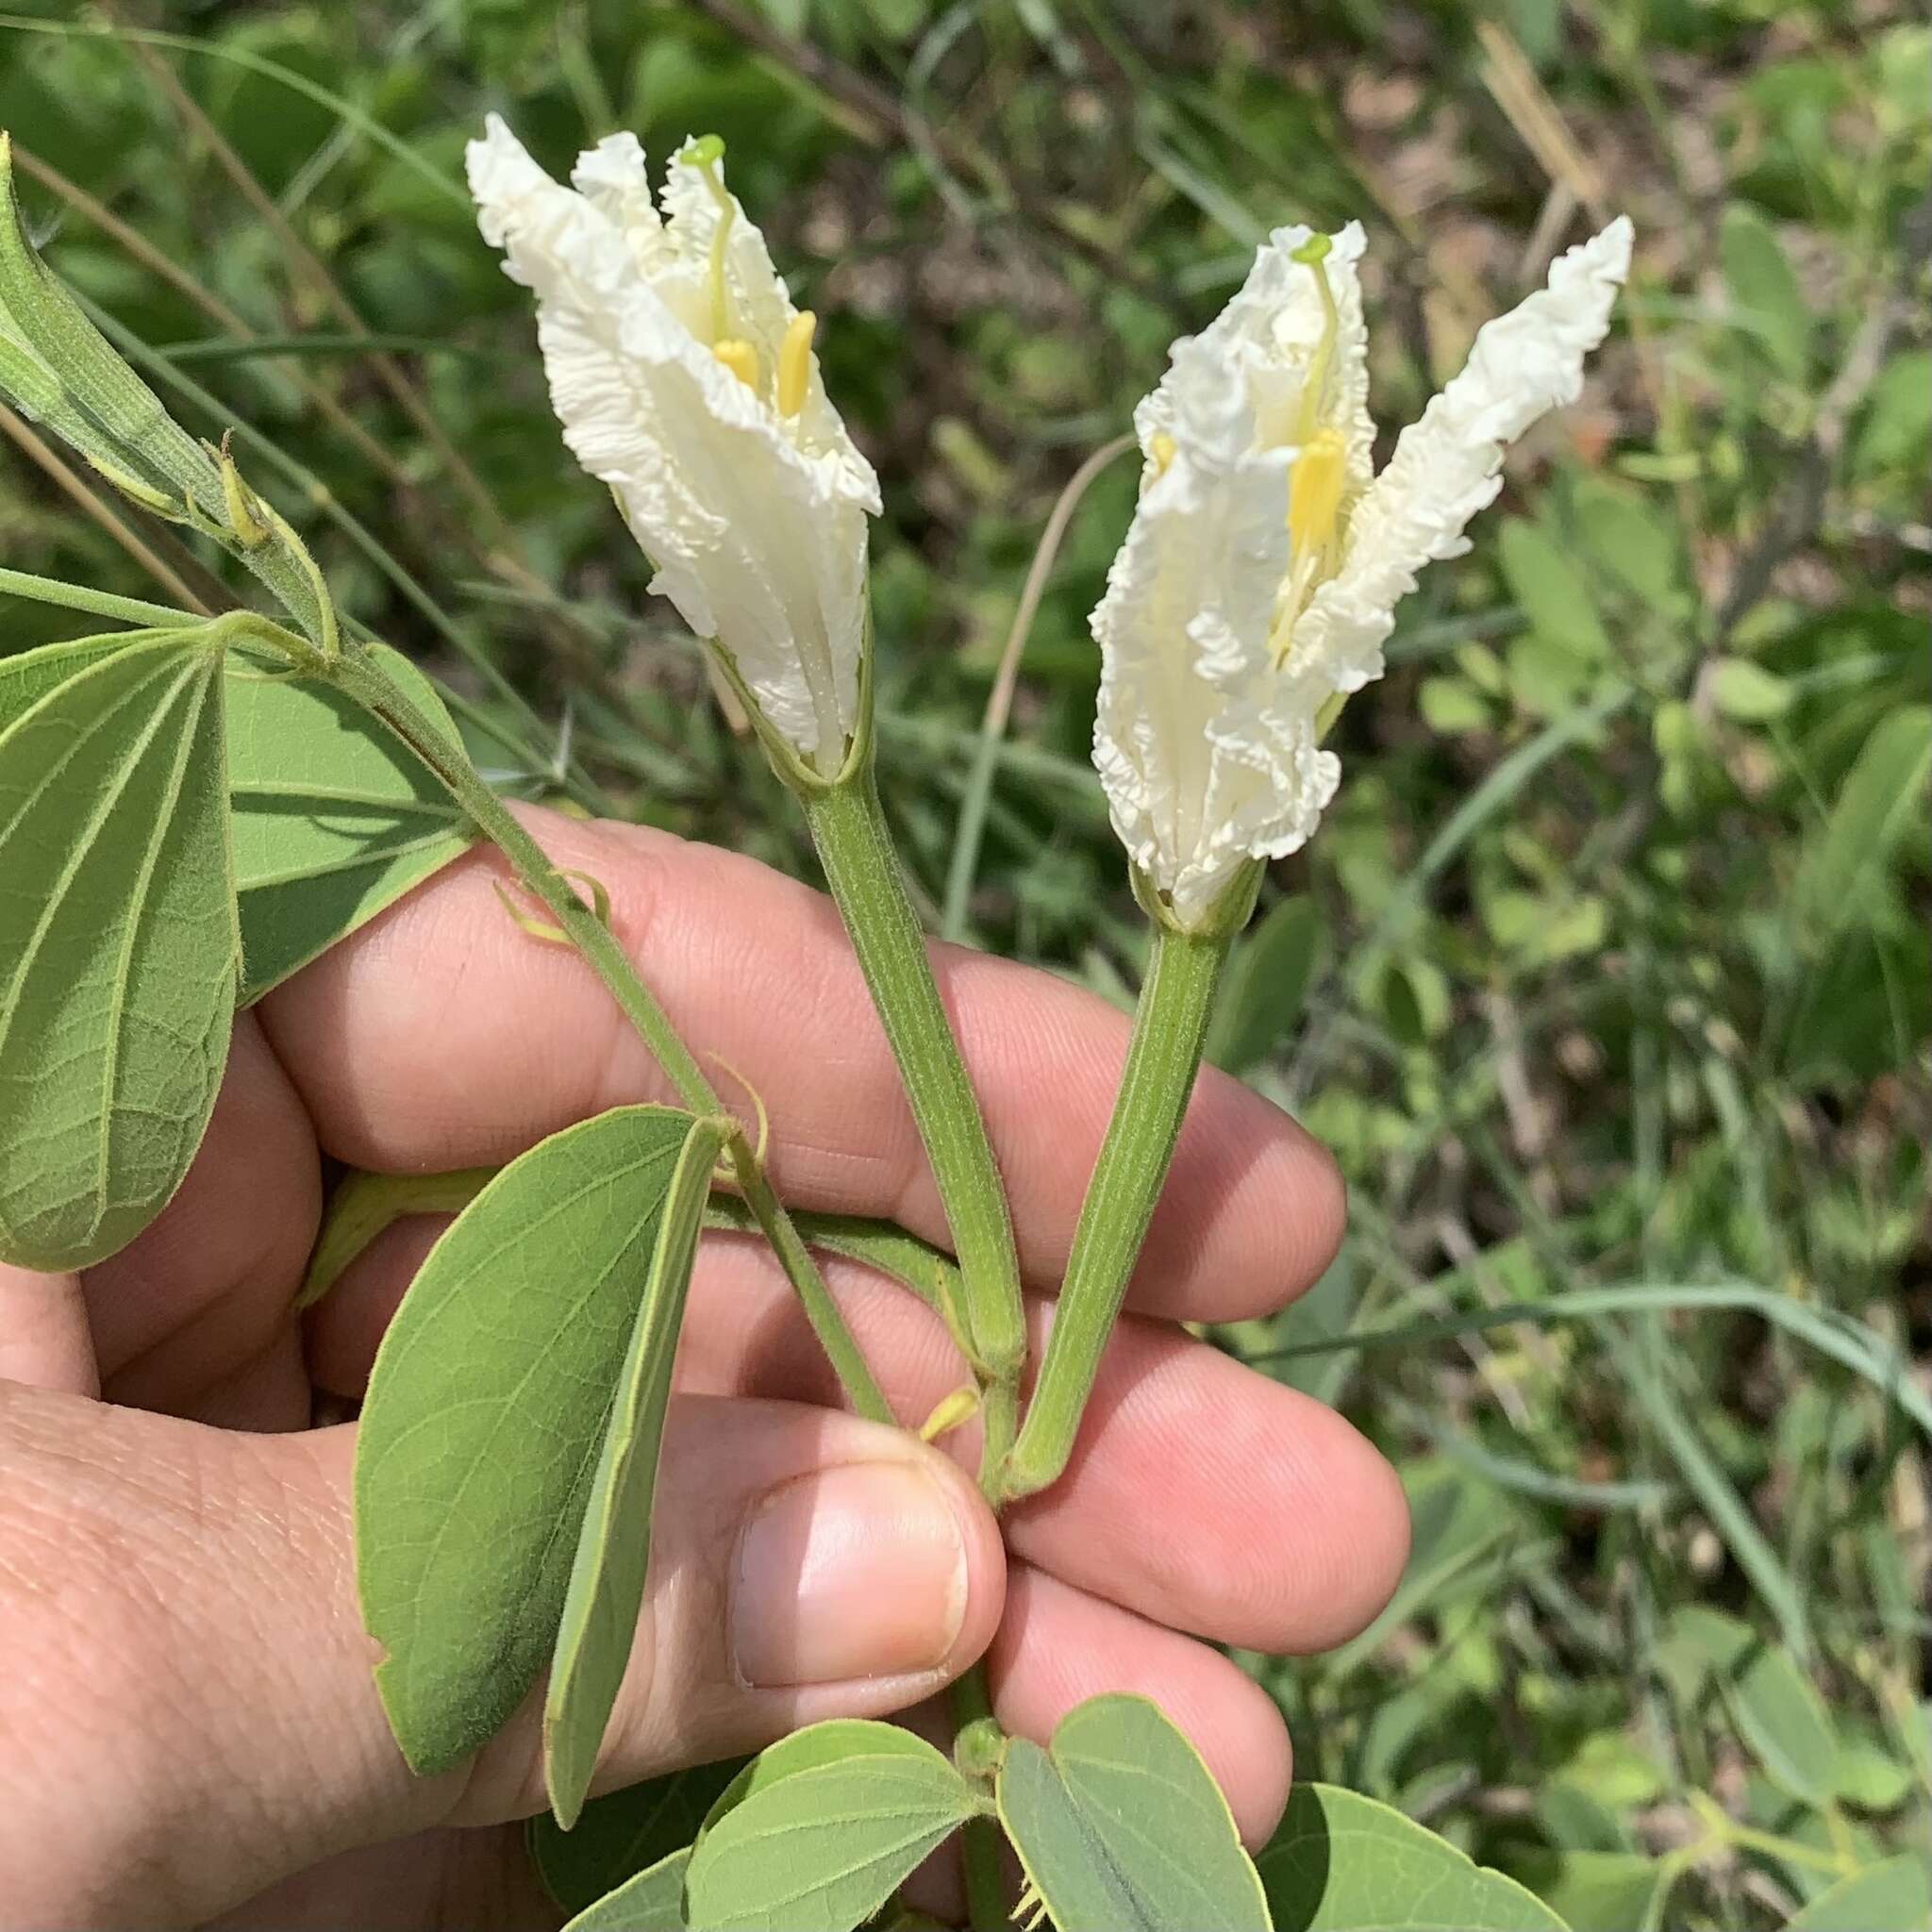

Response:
(693, 1720), (950, 1849)
(1498, 519), (1610, 663)
(1257, 1783), (1567, 1932)
(1206, 893), (1326, 1074)
(1521, 1850), (1669, 1932)
(683, 1726), (983, 1932)
(1720, 205), (1812, 382)
(545, 1112), (733, 1828)
(3, 634), (474, 1004)
(0, 635), (238, 1270)
(1791, 705), (1930, 943)
(1707, 657), (1792, 722)
(533, 1762), (744, 1915)
(1725, 1640), (1838, 1807)
(226, 644), (472, 1002)
(1785, 1856), (1932, 1932)
(355, 1104), (704, 1775)
(996, 1694), (1270, 1932)
(0, 630), (154, 729)
(562, 1848), (691, 1932)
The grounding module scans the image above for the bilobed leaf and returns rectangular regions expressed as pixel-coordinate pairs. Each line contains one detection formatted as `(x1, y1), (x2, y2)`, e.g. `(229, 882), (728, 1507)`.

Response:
(996, 1694), (1270, 1932)
(1207, 892), (1325, 1074)
(226, 642), (472, 1002)
(562, 1848), (691, 1932)
(545, 1112), (733, 1828)
(684, 1725), (982, 1932)
(1785, 1855), (1932, 1932)
(0, 635), (238, 1270)
(4, 633), (474, 1004)
(355, 1104), (704, 1775)
(1257, 1783), (1567, 1932)
(533, 1761), (744, 1914)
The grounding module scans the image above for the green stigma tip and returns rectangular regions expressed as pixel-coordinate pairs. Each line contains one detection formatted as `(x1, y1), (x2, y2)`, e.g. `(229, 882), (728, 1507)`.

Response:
(1291, 232), (1333, 266)
(686, 134), (725, 168)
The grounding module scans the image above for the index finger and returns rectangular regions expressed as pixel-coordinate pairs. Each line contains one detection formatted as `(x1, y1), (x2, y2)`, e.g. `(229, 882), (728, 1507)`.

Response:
(256, 806), (1343, 1323)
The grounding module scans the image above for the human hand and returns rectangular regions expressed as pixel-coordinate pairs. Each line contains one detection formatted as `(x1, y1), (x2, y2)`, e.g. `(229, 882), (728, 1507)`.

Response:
(0, 808), (1408, 1929)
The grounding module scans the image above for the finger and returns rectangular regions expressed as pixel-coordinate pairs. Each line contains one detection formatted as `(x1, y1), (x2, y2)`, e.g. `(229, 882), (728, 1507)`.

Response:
(0, 1382), (1000, 1927)
(258, 808), (1344, 1323)
(313, 1223), (1408, 1656)
(80, 1010), (321, 1427)
(0, 1263), (95, 1396)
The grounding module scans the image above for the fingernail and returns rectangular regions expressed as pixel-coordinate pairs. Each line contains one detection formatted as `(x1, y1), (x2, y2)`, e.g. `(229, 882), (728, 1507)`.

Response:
(730, 1460), (969, 1688)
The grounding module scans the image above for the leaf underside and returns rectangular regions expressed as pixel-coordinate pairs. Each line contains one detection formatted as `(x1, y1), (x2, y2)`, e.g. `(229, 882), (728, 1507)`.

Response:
(544, 1113), (732, 1828)
(355, 1104), (700, 1776)
(0, 637), (237, 1270)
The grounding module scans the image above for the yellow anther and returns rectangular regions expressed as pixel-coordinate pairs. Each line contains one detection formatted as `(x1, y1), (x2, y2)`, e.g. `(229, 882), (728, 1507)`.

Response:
(1149, 431), (1177, 476)
(1288, 426), (1348, 558)
(712, 337), (758, 390)
(918, 1385), (983, 1444)
(777, 309), (816, 418)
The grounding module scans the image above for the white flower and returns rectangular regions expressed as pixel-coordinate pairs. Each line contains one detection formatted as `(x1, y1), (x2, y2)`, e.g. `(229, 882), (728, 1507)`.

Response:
(1093, 216), (1632, 928)
(467, 115), (881, 774)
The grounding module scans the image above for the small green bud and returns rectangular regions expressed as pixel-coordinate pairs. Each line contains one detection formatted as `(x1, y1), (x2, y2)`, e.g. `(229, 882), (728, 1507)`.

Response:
(954, 1716), (1007, 1782)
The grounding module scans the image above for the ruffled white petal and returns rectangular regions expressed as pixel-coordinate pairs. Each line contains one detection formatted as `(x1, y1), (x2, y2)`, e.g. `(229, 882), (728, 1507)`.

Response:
(466, 115), (880, 770)
(1093, 334), (1338, 926)
(1091, 215), (1629, 926)
(1286, 216), (1632, 696)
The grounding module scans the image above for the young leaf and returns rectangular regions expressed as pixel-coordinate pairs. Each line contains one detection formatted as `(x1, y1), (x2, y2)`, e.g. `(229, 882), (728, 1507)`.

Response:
(1724, 1641), (1839, 1808)
(562, 1847), (691, 1932)
(1257, 1783), (1567, 1932)
(0, 136), (329, 641)
(683, 1732), (983, 1932)
(695, 1720), (947, 1845)
(996, 1694), (1270, 1931)
(225, 642), (473, 1002)
(0, 634), (238, 1270)
(355, 1104), (704, 1775)
(545, 1112), (733, 1828)
(532, 1761), (745, 1914)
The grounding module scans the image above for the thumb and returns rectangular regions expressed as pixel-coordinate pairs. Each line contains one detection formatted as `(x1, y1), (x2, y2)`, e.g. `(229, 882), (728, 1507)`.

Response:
(0, 1383), (1002, 1928)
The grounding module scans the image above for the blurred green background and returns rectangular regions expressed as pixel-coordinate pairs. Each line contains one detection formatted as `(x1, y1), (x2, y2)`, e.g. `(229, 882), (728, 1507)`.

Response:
(0, 3), (1925, 1926)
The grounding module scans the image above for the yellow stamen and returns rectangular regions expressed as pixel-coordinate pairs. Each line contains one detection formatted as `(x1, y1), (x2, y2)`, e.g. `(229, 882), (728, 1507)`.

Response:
(777, 309), (816, 418)
(1288, 426), (1348, 558)
(712, 338), (758, 390)
(1149, 430), (1176, 475)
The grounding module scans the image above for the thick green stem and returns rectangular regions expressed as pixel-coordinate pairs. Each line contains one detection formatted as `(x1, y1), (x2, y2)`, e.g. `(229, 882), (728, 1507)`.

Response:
(326, 645), (893, 1426)
(1003, 921), (1229, 1500)
(802, 770), (1026, 1386)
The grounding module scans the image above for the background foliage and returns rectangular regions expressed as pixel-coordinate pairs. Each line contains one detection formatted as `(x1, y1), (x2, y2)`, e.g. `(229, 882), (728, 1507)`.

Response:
(0, 2), (1924, 1926)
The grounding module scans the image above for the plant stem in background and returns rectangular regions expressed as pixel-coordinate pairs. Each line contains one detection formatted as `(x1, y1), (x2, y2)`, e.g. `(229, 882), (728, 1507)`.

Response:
(803, 767), (1027, 1387)
(326, 643), (893, 1427)
(1002, 918), (1230, 1500)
